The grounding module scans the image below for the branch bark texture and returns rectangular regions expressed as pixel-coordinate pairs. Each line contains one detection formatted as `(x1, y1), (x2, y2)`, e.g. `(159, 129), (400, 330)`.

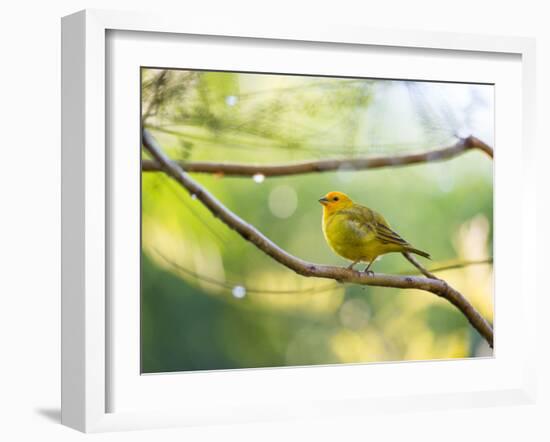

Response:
(142, 135), (493, 177)
(142, 129), (494, 348)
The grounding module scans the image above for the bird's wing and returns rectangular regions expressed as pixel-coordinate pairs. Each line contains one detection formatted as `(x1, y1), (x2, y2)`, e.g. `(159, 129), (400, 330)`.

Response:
(335, 208), (374, 238)
(374, 222), (410, 246)
(367, 207), (411, 247)
(338, 205), (411, 246)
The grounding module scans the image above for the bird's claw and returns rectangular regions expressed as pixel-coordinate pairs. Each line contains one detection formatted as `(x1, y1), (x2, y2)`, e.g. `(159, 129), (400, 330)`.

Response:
(364, 270), (374, 277)
(346, 262), (359, 271)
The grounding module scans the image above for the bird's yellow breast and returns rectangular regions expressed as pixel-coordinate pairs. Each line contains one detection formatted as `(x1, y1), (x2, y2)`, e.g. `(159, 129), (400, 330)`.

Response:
(323, 210), (377, 262)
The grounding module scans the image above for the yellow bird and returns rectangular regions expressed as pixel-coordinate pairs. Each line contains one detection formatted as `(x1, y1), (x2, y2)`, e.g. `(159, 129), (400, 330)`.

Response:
(319, 191), (430, 273)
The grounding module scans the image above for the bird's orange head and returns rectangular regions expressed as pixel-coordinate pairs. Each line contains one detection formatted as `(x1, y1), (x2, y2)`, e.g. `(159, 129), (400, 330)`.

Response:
(318, 191), (354, 213)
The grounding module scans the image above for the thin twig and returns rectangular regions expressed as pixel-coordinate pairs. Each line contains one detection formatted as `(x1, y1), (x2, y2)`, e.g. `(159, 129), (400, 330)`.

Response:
(402, 252), (438, 279)
(142, 135), (493, 177)
(142, 129), (494, 348)
(419, 258), (493, 274)
(142, 70), (167, 122)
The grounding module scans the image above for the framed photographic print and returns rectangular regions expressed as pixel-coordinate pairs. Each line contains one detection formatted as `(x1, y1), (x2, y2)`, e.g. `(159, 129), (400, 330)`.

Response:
(61, 9), (537, 432)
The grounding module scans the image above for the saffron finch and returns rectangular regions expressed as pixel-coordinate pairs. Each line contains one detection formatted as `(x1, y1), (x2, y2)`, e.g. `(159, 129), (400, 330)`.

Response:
(319, 191), (430, 272)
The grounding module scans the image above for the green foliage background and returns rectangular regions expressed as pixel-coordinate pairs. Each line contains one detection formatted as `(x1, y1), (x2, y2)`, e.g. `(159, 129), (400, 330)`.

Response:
(141, 68), (494, 373)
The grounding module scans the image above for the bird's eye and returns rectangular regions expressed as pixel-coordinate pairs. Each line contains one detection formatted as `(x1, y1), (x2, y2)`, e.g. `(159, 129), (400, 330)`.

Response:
(333, 197), (339, 201)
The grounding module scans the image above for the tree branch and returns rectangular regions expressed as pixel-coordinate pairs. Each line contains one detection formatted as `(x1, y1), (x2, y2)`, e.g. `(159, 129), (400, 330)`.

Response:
(142, 129), (494, 348)
(467, 135), (494, 158)
(142, 135), (493, 177)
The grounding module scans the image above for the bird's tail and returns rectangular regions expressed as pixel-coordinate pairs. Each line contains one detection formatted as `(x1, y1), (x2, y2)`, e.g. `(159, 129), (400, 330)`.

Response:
(406, 247), (431, 260)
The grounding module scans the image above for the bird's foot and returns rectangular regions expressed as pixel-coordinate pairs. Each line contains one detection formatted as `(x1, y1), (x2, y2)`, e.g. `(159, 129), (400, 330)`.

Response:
(363, 264), (374, 276)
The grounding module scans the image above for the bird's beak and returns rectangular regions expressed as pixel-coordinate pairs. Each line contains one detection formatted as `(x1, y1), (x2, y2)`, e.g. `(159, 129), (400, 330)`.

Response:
(318, 197), (329, 205)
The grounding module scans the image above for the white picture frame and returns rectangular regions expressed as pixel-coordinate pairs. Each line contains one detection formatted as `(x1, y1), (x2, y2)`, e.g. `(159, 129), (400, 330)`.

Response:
(61, 9), (537, 433)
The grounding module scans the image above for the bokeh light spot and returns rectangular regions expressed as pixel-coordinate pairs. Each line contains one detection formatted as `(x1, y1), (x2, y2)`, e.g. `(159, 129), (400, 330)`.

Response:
(232, 285), (247, 299)
(225, 95), (238, 106)
(252, 173), (265, 183)
(268, 185), (298, 219)
(339, 298), (371, 330)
